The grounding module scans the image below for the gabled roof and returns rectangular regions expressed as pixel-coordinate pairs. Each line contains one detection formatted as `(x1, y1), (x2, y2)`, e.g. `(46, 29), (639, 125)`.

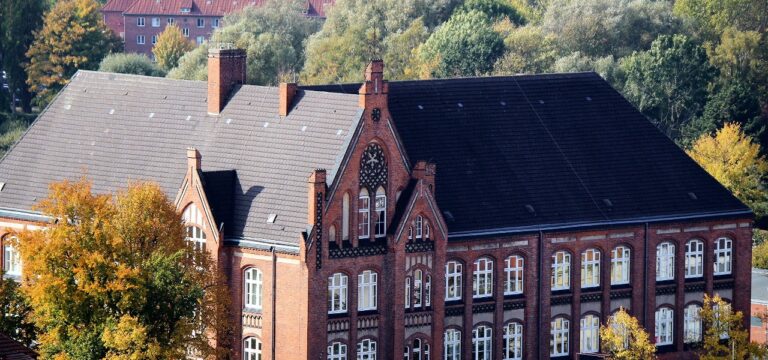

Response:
(306, 73), (750, 238)
(0, 71), (361, 247)
(124, 0), (261, 16)
(0, 333), (36, 360)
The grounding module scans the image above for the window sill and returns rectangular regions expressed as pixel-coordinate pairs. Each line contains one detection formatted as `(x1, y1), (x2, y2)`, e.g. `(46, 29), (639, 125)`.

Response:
(327, 312), (349, 319)
(503, 292), (524, 300)
(445, 299), (463, 306)
(551, 288), (571, 295)
(610, 283), (632, 289)
(684, 276), (705, 283)
(242, 307), (262, 314)
(655, 344), (675, 353)
(472, 296), (494, 303)
(655, 279), (675, 285)
(357, 309), (378, 316)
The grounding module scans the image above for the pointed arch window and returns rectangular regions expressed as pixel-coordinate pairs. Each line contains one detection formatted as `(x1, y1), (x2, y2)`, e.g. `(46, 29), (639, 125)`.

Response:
(415, 216), (423, 239)
(374, 187), (386, 237)
(342, 193), (350, 241)
(358, 189), (370, 239)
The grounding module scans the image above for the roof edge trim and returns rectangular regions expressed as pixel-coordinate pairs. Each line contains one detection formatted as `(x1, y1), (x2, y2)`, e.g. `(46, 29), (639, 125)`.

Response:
(223, 238), (299, 254)
(0, 207), (52, 223)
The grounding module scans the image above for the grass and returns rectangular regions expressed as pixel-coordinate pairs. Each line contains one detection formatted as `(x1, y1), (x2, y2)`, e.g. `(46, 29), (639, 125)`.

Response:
(0, 112), (36, 158)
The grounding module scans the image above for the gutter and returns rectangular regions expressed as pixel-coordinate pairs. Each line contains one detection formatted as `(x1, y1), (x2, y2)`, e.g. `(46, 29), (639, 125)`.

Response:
(0, 207), (53, 223)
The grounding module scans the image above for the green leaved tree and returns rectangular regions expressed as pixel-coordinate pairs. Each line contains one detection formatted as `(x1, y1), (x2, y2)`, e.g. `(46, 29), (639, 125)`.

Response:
(99, 53), (165, 77)
(0, 0), (47, 113)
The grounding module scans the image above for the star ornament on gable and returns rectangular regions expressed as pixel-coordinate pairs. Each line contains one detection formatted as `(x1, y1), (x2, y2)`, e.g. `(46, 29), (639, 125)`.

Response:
(360, 143), (388, 190)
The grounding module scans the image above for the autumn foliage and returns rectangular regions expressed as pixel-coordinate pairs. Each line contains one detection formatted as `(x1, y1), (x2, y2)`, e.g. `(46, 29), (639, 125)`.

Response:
(13, 178), (230, 359)
(599, 308), (656, 360)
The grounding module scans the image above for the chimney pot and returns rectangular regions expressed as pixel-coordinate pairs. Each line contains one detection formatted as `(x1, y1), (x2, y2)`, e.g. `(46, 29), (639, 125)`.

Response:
(207, 47), (246, 115)
(279, 83), (298, 117)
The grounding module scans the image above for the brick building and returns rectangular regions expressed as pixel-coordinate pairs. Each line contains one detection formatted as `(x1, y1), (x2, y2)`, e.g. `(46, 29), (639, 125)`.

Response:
(102, 0), (332, 55)
(751, 269), (768, 344)
(0, 48), (753, 359)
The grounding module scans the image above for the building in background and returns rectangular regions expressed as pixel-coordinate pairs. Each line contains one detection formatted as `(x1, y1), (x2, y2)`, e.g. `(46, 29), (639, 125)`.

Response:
(0, 49), (754, 359)
(102, 0), (332, 55)
(751, 269), (768, 344)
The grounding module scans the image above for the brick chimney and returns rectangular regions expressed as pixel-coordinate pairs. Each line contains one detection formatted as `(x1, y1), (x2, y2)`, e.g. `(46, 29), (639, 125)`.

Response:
(187, 147), (201, 172)
(358, 59), (388, 109)
(307, 169), (327, 226)
(279, 82), (297, 117)
(207, 47), (246, 115)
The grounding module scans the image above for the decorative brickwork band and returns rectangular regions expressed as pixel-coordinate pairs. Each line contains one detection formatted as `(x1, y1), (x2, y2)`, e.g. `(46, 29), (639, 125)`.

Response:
(328, 244), (387, 258)
(315, 191), (323, 269)
(405, 241), (434, 253)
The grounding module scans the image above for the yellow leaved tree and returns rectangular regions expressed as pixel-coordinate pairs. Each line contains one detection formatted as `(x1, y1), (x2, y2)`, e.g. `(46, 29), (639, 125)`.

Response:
(153, 24), (194, 71)
(699, 294), (766, 359)
(600, 308), (656, 360)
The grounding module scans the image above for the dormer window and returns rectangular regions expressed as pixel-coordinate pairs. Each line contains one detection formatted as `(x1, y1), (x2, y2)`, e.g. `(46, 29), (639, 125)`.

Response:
(180, 7), (191, 13)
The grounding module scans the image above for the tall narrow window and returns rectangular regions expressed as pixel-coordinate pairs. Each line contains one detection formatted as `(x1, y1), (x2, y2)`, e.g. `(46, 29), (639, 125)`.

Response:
(580, 314), (599, 353)
(328, 273), (348, 314)
(655, 307), (674, 346)
(212, 18), (220, 28)
(581, 248), (600, 288)
(197, 18), (205, 27)
(445, 261), (463, 301)
(503, 322), (523, 360)
(444, 329), (461, 360)
(357, 339), (376, 360)
(243, 337), (262, 360)
(413, 270), (423, 307)
(244, 268), (263, 311)
(425, 223), (431, 240)
(611, 246), (630, 285)
(415, 216), (423, 239)
(714, 237), (732, 275)
(328, 342), (347, 360)
(425, 275), (432, 307)
(405, 277), (411, 308)
(412, 339), (422, 360)
(408, 227), (413, 241)
(185, 226), (206, 253)
(685, 240), (704, 278)
(358, 270), (377, 311)
(137, 17), (145, 26)
(656, 242), (675, 281)
(374, 187), (386, 237)
(683, 304), (702, 343)
(473, 258), (493, 298)
(504, 255), (524, 295)
(551, 251), (571, 291)
(550, 317), (570, 357)
(3, 238), (21, 278)
(472, 325), (492, 360)
(342, 193), (350, 241)
(358, 189), (370, 239)
(182, 27), (190, 37)
(329, 226), (337, 244)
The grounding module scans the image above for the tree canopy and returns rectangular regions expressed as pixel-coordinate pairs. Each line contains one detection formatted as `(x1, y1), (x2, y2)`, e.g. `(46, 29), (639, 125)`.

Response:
(14, 178), (230, 359)
(98, 53), (165, 77)
(152, 24), (193, 72)
(0, 271), (36, 347)
(599, 308), (656, 360)
(699, 294), (766, 359)
(0, 0), (47, 113)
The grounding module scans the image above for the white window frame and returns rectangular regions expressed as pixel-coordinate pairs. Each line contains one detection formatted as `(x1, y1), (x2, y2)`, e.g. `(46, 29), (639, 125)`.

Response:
(328, 342), (347, 360)
(656, 242), (675, 281)
(685, 239), (704, 278)
(358, 270), (377, 311)
(182, 27), (190, 37)
(425, 275), (431, 307)
(415, 216), (423, 239)
(445, 261), (463, 301)
(610, 246), (630, 285)
(244, 267), (263, 311)
(472, 325), (492, 360)
(444, 329), (461, 360)
(413, 269), (423, 307)
(357, 339), (376, 360)
(137, 17), (145, 26)
(581, 248), (601, 288)
(197, 18), (205, 28)
(551, 251), (571, 291)
(412, 339), (423, 360)
(328, 273), (348, 314)
(655, 307), (674, 346)
(358, 189), (370, 239)
(405, 277), (411, 308)
(714, 237), (732, 275)
(374, 187), (386, 238)
(196, 36), (204, 45)
(243, 337), (262, 360)
(137, 35), (145, 45)
(504, 255), (524, 295)
(580, 314), (599, 354)
(425, 223), (431, 240)
(3, 238), (21, 278)
(152, 35), (158, 45)
(151, 17), (160, 27)
(168, 17), (175, 24)
(473, 257), (493, 298)
(503, 322), (523, 360)
(683, 304), (702, 343)
(212, 18), (220, 28)
(185, 226), (206, 253)
(550, 317), (570, 357)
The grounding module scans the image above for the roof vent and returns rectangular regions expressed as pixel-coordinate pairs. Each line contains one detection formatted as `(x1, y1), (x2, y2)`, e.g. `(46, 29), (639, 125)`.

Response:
(0, 182), (5, 192)
(186, 115), (192, 121)
(457, 103), (463, 108)
(267, 214), (278, 223)
(226, 118), (232, 124)
(263, 122), (269, 128)
(525, 204), (536, 216)
(418, 105), (423, 110)
(443, 210), (455, 222)
(109, 109), (115, 115)
(149, 112), (155, 118)
(538, 100), (545, 104)
(301, 125), (307, 132)
(602, 198), (613, 208)
(688, 192), (698, 200)
(585, 96), (592, 101)
(500, 101), (506, 106)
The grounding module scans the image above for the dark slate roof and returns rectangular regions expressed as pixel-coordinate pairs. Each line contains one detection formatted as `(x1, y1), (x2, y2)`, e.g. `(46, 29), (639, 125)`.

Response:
(0, 333), (36, 360)
(201, 170), (236, 235)
(306, 73), (750, 237)
(753, 269), (768, 303)
(0, 71), (361, 247)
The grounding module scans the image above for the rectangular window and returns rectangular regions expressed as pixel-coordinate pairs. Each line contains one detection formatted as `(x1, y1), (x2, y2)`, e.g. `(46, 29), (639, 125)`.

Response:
(328, 273), (348, 314)
(167, 17), (175, 25)
(551, 251), (571, 291)
(551, 317), (570, 356)
(611, 246), (630, 285)
(3, 243), (21, 277)
(151, 35), (158, 45)
(684, 304), (702, 343)
(413, 270), (423, 307)
(581, 249), (600, 288)
(374, 192), (386, 237)
(714, 237), (733, 275)
(656, 242), (675, 281)
(244, 268), (262, 311)
(212, 18), (220, 28)
(655, 307), (674, 345)
(136, 35), (145, 45)
(445, 330), (461, 360)
(473, 258), (493, 298)
(505, 255), (524, 295)
(182, 28), (189, 37)
(196, 36), (204, 45)
(151, 17), (160, 27)
(137, 17), (145, 27)
(580, 315), (599, 353)
(180, 7), (191, 13)
(445, 261), (462, 301)
(685, 240), (704, 278)
(358, 271), (377, 311)
(358, 192), (370, 239)
(197, 18), (205, 27)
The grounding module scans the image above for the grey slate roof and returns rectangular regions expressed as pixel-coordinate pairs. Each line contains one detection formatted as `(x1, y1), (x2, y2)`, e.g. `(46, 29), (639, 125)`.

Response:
(0, 71), (362, 247)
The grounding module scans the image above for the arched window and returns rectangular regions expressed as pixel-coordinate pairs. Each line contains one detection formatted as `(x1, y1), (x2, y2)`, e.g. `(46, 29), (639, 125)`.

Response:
(408, 227), (413, 241)
(611, 246), (630, 285)
(473, 257), (493, 298)
(414, 270), (423, 307)
(358, 270), (377, 311)
(243, 337), (262, 360)
(405, 277), (411, 308)
(425, 275), (432, 307)
(580, 314), (599, 353)
(357, 339), (376, 360)
(328, 273), (348, 314)
(503, 322), (523, 360)
(444, 329), (461, 360)
(685, 239), (704, 278)
(358, 189), (370, 239)
(714, 237), (733, 275)
(3, 236), (21, 278)
(424, 343), (430, 360)
(551, 251), (571, 291)
(328, 341), (347, 360)
(655, 307), (674, 346)
(445, 261), (463, 301)
(244, 268), (263, 311)
(656, 242), (675, 281)
(415, 216), (423, 239)
(472, 325), (492, 360)
(412, 339), (422, 360)
(404, 346), (410, 360)
(581, 248), (601, 288)
(425, 223), (431, 240)
(683, 304), (702, 343)
(374, 187), (386, 237)
(185, 226), (206, 253)
(342, 193), (350, 241)
(504, 255), (524, 295)
(550, 317), (570, 357)
(329, 225), (337, 244)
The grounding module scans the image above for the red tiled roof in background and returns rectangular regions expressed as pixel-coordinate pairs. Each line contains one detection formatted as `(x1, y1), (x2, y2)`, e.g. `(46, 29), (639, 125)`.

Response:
(124, 0), (265, 16)
(102, 0), (136, 12)
(0, 333), (36, 360)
